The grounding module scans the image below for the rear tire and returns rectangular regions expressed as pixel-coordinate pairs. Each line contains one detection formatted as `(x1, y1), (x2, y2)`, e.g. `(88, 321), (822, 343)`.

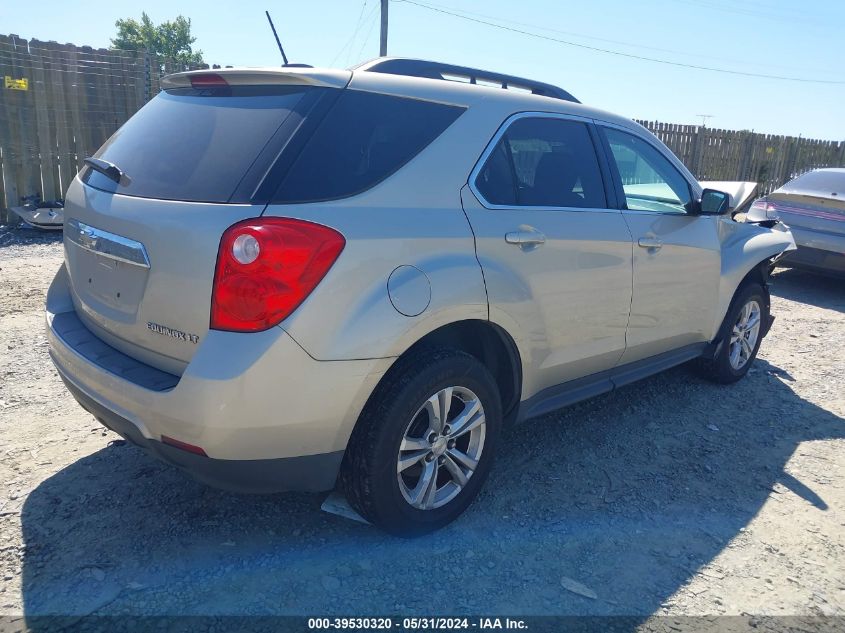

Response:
(340, 348), (502, 536)
(696, 282), (768, 384)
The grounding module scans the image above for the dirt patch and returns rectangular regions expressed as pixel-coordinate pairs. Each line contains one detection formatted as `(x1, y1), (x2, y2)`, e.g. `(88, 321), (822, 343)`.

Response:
(1, 230), (843, 619)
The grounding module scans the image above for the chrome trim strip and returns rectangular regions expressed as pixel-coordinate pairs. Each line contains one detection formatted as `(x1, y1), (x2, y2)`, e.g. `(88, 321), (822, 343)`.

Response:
(771, 202), (845, 223)
(65, 218), (151, 269)
(620, 209), (699, 217)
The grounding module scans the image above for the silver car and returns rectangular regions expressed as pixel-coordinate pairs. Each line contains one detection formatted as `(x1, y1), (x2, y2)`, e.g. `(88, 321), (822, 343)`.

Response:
(47, 58), (795, 535)
(747, 168), (845, 277)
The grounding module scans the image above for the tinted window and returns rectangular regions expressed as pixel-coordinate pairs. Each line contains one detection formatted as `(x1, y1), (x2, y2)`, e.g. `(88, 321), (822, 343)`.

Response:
(475, 141), (517, 206)
(84, 87), (316, 203)
(603, 127), (692, 214)
(475, 117), (606, 208)
(273, 91), (465, 203)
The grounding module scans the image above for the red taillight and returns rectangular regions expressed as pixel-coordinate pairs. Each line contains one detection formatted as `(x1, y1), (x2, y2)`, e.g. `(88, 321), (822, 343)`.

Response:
(210, 217), (345, 332)
(190, 73), (229, 89)
(750, 199), (779, 218)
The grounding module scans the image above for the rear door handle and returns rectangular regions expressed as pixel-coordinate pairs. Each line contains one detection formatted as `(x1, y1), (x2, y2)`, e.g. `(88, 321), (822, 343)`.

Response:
(637, 237), (663, 250)
(505, 231), (546, 246)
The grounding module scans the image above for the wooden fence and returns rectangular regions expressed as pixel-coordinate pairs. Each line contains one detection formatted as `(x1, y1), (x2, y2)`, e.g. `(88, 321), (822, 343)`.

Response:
(1, 32), (844, 223)
(637, 120), (845, 196)
(0, 33), (207, 223)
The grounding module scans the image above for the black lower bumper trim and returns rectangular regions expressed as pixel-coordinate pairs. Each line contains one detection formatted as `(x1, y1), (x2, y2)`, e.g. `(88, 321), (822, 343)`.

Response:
(60, 375), (343, 494)
(52, 311), (179, 391)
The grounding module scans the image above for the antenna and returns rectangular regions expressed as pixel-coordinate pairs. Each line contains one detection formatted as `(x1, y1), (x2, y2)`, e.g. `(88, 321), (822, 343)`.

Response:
(696, 114), (714, 128)
(265, 10), (289, 65)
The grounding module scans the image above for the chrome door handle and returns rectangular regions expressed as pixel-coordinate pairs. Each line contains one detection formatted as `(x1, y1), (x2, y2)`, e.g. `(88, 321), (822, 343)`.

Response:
(637, 237), (663, 250)
(505, 231), (546, 246)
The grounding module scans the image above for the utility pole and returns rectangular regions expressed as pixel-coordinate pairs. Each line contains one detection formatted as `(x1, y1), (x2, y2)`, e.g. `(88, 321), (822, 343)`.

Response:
(696, 114), (714, 128)
(380, 0), (389, 57)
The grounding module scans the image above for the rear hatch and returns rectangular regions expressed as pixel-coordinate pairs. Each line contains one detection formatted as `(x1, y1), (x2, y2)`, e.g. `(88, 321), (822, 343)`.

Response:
(63, 68), (349, 374)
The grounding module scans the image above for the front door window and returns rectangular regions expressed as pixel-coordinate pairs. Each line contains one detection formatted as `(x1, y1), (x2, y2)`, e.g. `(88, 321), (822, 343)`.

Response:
(603, 128), (692, 214)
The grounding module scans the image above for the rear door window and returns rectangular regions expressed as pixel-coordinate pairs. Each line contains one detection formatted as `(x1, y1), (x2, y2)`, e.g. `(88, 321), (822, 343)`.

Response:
(83, 86), (321, 203)
(474, 117), (607, 208)
(272, 90), (465, 203)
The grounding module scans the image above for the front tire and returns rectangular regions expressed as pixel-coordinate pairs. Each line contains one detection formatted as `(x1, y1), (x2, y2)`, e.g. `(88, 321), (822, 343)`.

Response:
(696, 282), (768, 384)
(340, 348), (502, 536)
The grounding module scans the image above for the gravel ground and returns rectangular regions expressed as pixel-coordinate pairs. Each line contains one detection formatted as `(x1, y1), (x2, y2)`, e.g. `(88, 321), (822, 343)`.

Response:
(0, 228), (843, 622)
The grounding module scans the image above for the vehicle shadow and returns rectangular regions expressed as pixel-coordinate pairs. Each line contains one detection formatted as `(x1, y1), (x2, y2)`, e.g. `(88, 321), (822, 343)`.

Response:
(19, 360), (845, 621)
(771, 267), (845, 312)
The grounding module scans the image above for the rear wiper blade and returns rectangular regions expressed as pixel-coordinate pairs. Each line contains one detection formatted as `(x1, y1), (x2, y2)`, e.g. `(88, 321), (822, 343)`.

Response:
(84, 157), (127, 185)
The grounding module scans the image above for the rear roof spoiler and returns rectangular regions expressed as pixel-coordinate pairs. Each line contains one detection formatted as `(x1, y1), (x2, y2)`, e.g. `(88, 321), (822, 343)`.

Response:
(354, 57), (579, 103)
(161, 67), (352, 90)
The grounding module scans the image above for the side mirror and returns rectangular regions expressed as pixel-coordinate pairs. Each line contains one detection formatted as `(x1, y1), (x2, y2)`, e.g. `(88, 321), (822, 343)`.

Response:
(696, 189), (731, 215)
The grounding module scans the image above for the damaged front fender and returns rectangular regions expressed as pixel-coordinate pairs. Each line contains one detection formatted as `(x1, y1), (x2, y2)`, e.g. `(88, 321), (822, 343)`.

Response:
(711, 217), (796, 339)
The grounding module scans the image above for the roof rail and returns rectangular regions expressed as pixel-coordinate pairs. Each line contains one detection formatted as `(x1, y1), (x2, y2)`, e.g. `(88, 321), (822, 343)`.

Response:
(355, 58), (579, 104)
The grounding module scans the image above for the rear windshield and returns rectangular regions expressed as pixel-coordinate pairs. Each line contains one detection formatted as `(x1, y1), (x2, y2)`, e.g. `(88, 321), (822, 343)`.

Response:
(783, 170), (845, 195)
(272, 90), (465, 203)
(83, 86), (317, 203)
(83, 86), (465, 204)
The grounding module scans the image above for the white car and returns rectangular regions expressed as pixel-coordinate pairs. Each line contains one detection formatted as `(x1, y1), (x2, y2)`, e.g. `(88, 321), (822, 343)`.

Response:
(747, 168), (845, 277)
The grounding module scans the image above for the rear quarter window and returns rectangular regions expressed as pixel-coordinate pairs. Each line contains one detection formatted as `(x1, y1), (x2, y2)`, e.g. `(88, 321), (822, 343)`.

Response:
(271, 90), (465, 203)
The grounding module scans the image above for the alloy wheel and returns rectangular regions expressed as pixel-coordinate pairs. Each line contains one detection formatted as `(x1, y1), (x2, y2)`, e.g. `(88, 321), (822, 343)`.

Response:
(397, 386), (486, 510)
(729, 299), (761, 370)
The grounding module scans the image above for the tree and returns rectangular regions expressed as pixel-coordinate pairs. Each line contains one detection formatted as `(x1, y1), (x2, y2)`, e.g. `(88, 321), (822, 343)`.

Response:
(111, 12), (204, 66)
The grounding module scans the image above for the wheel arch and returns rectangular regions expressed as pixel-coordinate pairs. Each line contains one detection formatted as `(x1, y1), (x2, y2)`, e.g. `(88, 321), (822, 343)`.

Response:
(712, 222), (794, 341)
(361, 319), (523, 427)
(734, 260), (774, 335)
(404, 320), (522, 419)
(704, 259), (773, 359)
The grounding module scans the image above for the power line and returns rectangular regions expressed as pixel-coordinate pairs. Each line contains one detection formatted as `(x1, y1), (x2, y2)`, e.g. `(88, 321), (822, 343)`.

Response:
(331, 0), (369, 67)
(389, 0), (718, 62)
(353, 6), (381, 64)
(391, 0), (832, 75)
(674, 0), (833, 26)
(348, 3), (381, 66)
(393, 0), (845, 85)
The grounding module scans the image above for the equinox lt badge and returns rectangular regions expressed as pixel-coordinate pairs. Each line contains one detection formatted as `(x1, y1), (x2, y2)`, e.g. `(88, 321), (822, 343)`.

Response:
(147, 322), (199, 345)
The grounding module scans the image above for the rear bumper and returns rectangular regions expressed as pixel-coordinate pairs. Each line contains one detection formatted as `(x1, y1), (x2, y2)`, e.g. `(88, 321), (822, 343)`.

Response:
(60, 375), (343, 493)
(46, 264), (390, 493)
(781, 245), (845, 276)
(787, 225), (845, 255)
(774, 224), (845, 276)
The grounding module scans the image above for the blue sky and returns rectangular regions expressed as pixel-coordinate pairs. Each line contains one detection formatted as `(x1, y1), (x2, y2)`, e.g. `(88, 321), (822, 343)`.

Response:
(3, 0), (844, 139)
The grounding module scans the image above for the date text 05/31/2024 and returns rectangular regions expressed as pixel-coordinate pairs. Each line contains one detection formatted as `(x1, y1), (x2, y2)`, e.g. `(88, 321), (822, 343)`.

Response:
(307, 618), (529, 630)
